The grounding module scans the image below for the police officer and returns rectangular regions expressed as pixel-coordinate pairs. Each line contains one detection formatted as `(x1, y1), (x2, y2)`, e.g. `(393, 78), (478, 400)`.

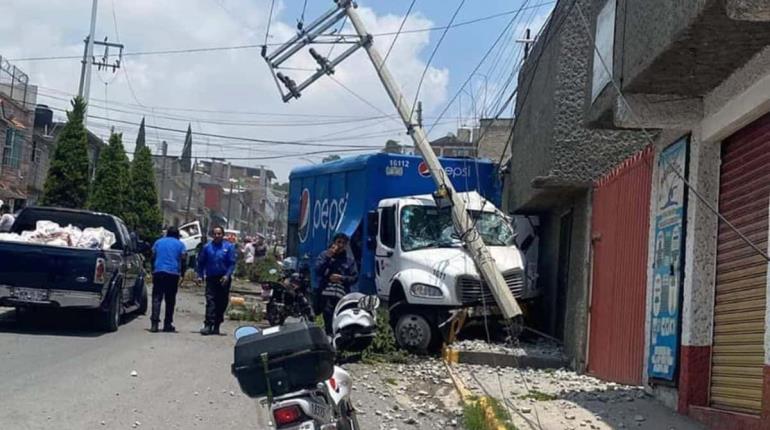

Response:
(315, 233), (358, 336)
(196, 226), (237, 335)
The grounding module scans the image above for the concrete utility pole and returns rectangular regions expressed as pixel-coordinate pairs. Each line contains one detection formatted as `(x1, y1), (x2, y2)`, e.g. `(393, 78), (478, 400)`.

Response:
(159, 141), (168, 207)
(262, 0), (523, 320)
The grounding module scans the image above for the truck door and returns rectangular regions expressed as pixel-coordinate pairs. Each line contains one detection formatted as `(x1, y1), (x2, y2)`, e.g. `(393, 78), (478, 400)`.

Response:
(375, 205), (399, 299)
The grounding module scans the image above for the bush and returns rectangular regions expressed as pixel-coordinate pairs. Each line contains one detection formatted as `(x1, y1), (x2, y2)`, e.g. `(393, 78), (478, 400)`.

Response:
(361, 308), (408, 364)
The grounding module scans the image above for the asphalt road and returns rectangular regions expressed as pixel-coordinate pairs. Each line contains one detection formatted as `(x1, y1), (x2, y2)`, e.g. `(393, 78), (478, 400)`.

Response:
(0, 287), (460, 430)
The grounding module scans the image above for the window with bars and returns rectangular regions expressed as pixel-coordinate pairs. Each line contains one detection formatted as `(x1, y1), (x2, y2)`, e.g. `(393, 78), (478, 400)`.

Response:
(2, 127), (22, 168)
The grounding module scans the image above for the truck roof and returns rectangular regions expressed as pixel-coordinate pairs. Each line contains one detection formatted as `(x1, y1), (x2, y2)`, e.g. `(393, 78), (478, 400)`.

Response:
(379, 191), (498, 212)
(289, 152), (496, 179)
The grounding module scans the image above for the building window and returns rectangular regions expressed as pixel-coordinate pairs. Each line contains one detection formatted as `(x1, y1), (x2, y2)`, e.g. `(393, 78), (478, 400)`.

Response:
(592, 0), (616, 101)
(3, 128), (22, 168)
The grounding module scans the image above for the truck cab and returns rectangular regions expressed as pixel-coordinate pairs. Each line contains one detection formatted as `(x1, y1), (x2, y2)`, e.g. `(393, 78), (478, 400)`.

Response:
(372, 192), (535, 351)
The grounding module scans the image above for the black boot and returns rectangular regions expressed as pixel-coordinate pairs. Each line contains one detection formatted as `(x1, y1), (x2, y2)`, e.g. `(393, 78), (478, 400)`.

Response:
(200, 324), (213, 335)
(212, 324), (221, 335)
(150, 321), (159, 333)
(163, 323), (176, 333)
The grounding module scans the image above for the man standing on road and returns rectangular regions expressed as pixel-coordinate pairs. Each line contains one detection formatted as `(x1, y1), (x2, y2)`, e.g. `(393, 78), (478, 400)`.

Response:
(150, 226), (186, 333)
(315, 233), (358, 335)
(197, 226), (236, 335)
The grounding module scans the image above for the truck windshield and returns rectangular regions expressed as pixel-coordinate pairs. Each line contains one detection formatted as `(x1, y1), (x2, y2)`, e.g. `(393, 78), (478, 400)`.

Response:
(400, 206), (514, 251)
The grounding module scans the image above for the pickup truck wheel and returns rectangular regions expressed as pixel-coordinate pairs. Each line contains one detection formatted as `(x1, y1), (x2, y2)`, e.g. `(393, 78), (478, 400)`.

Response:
(394, 312), (432, 353)
(137, 281), (148, 315)
(97, 290), (121, 332)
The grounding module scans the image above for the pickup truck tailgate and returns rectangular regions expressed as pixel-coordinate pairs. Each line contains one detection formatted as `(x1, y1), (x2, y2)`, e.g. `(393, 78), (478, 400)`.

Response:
(0, 242), (102, 292)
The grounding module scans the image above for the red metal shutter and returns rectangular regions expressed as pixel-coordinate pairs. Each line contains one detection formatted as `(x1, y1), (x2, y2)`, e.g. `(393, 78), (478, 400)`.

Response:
(710, 113), (770, 414)
(588, 147), (653, 385)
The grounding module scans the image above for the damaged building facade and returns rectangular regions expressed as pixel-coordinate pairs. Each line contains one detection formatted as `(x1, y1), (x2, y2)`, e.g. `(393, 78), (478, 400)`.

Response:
(506, 0), (770, 428)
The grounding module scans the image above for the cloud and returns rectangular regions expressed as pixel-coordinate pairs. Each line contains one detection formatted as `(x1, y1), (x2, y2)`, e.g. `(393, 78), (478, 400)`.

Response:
(0, 0), (450, 180)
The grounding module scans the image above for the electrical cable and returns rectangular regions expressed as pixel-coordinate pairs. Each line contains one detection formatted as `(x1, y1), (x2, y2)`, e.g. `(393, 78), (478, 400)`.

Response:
(7, 3), (556, 62)
(408, 0), (467, 122)
(381, 0), (417, 67)
(265, 0), (276, 46)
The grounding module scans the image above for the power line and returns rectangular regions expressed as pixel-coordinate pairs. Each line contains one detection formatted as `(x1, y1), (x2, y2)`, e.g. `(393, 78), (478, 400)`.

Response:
(327, 75), (403, 126)
(265, 0), (276, 46)
(7, 2), (556, 62)
(381, 0), (417, 67)
(409, 0), (467, 122)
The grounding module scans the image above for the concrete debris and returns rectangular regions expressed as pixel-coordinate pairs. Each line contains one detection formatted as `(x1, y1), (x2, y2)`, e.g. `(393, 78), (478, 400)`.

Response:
(130, 370), (138, 377)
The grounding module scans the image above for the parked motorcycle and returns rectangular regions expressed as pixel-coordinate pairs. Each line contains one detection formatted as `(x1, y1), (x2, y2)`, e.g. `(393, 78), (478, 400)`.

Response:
(332, 292), (380, 352)
(232, 321), (360, 430)
(263, 259), (314, 326)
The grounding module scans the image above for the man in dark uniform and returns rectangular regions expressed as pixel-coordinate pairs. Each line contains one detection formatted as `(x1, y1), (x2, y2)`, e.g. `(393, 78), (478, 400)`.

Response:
(196, 226), (237, 335)
(315, 233), (358, 336)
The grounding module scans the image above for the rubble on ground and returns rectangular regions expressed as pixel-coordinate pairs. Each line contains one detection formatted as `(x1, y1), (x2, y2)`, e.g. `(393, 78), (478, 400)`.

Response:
(452, 337), (564, 359)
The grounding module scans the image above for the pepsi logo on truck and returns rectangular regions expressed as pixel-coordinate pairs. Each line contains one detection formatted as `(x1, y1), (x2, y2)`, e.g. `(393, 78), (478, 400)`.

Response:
(417, 161), (472, 179)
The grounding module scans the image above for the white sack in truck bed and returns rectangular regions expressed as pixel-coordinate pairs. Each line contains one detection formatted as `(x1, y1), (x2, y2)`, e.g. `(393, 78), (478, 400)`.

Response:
(0, 220), (116, 249)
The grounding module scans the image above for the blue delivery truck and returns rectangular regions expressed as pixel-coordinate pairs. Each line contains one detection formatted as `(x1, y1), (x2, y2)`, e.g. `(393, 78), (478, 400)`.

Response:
(287, 153), (536, 351)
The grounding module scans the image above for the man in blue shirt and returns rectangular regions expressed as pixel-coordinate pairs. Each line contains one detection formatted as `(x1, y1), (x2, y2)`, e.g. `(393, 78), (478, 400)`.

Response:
(197, 226), (237, 335)
(150, 226), (187, 333)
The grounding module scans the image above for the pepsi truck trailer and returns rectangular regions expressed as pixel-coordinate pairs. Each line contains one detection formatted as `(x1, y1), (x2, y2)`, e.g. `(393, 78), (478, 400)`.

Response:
(287, 153), (538, 351)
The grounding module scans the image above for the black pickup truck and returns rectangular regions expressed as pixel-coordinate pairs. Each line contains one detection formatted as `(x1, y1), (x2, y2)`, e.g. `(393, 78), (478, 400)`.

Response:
(0, 207), (148, 332)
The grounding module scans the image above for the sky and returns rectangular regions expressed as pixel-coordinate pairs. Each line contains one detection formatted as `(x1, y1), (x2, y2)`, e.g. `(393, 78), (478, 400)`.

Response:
(1, 0), (554, 181)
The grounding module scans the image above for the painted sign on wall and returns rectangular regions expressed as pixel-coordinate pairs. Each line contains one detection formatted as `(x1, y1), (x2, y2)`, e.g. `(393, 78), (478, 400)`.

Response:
(648, 137), (689, 381)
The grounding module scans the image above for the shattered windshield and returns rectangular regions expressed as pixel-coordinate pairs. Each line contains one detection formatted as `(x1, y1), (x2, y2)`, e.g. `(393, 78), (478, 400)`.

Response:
(400, 205), (514, 251)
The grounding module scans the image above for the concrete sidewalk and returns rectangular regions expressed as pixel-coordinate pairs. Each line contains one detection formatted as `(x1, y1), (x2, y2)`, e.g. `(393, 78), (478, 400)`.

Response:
(453, 364), (705, 430)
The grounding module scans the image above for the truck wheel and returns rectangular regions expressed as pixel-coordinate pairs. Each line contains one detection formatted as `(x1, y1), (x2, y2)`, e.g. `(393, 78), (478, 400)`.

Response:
(394, 312), (432, 353)
(137, 281), (148, 315)
(97, 290), (121, 332)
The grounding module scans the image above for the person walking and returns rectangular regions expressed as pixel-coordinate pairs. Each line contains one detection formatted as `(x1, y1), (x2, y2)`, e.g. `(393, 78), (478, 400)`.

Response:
(315, 233), (358, 336)
(150, 226), (187, 333)
(197, 226), (237, 335)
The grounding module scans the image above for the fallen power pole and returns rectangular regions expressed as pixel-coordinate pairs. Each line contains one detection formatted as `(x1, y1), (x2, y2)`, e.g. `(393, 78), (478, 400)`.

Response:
(261, 0), (523, 321)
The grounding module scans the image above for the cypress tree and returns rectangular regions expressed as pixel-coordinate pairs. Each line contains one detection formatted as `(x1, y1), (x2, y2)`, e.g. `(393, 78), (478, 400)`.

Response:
(129, 145), (162, 242)
(89, 132), (132, 223)
(41, 97), (90, 208)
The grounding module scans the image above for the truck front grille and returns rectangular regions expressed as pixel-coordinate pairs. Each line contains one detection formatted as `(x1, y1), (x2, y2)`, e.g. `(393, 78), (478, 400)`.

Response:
(458, 270), (525, 305)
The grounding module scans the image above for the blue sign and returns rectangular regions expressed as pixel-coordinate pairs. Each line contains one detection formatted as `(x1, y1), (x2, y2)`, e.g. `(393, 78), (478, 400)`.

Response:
(648, 137), (688, 381)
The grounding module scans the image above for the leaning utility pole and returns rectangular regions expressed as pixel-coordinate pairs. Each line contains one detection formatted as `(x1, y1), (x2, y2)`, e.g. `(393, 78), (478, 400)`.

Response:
(262, 0), (522, 320)
(185, 158), (197, 222)
(159, 141), (168, 207)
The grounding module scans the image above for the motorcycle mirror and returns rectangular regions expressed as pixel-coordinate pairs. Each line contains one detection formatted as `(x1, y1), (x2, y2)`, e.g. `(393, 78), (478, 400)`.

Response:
(234, 326), (259, 340)
(358, 295), (380, 311)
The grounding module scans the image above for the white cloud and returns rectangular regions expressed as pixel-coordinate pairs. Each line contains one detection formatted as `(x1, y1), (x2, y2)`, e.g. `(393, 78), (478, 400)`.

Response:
(0, 0), (451, 180)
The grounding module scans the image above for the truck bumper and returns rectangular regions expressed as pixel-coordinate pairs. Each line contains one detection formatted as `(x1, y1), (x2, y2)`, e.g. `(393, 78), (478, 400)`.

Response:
(0, 285), (103, 309)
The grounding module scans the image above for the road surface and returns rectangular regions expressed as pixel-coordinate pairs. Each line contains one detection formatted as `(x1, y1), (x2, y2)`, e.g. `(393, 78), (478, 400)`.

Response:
(0, 287), (459, 429)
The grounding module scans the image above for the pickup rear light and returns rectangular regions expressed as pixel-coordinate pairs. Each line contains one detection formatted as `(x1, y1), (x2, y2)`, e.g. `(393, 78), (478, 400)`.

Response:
(94, 258), (106, 284)
(273, 405), (303, 426)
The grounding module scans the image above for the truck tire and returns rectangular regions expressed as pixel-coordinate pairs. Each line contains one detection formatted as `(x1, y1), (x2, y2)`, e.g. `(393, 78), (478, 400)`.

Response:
(394, 312), (433, 353)
(97, 289), (121, 332)
(137, 280), (148, 315)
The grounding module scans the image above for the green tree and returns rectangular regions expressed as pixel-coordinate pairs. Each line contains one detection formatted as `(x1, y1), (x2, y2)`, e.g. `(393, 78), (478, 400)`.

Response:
(89, 132), (132, 223)
(41, 97), (91, 208)
(128, 145), (162, 242)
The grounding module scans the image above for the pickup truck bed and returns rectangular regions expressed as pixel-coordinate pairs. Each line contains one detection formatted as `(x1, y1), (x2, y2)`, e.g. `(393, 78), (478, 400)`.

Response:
(0, 206), (148, 331)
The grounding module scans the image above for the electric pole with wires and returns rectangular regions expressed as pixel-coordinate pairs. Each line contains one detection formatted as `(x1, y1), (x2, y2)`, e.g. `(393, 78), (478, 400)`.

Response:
(261, 0), (523, 322)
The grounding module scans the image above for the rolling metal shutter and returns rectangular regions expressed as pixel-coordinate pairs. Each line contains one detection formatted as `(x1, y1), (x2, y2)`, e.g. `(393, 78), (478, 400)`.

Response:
(710, 113), (770, 414)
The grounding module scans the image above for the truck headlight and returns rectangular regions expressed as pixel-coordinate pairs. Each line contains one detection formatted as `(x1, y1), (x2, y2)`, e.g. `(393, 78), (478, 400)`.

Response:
(410, 283), (444, 298)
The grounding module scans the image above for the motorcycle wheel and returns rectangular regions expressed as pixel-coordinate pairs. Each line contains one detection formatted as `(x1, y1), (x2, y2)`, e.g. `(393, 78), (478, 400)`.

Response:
(338, 401), (360, 430)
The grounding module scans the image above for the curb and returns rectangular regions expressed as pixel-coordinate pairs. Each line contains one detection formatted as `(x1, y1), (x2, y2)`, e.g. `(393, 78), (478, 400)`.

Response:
(444, 347), (567, 370)
(443, 348), (509, 430)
